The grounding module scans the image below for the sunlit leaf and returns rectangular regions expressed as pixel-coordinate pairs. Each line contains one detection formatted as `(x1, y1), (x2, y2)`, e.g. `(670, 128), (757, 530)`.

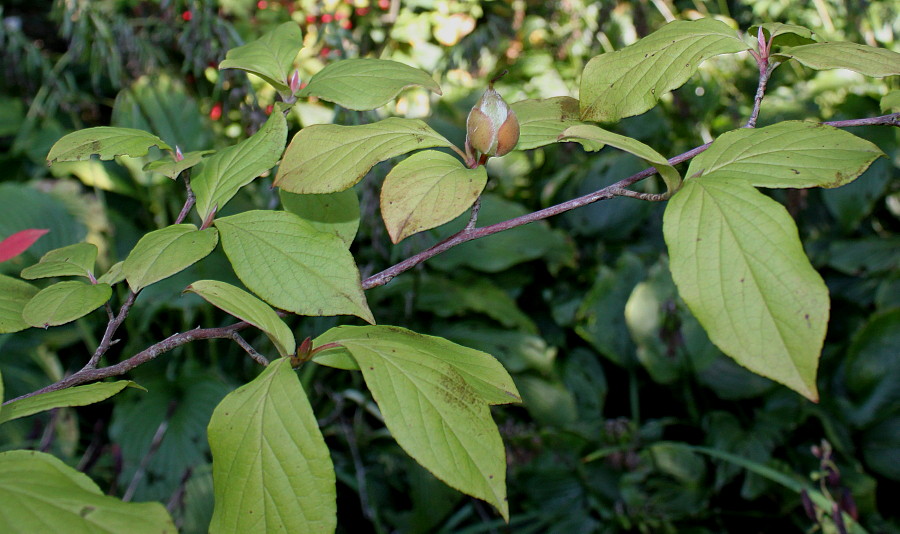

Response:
(0, 274), (38, 334)
(381, 151), (486, 243)
(280, 189), (360, 247)
(47, 127), (172, 164)
(123, 224), (219, 292)
(313, 325), (519, 519)
(20, 242), (98, 280)
(511, 97), (603, 151)
(687, 121), (883, 188)
(215, 210), (374, 323)
(208, 358), (335, 534)
(186, 280), (295, 357)
(192, 108), (288, 220)
(144, 150), (215, 179)
(274, 118), (454, 194)
(0, 450), (175, 533)
(580, 18), (748, 122)
(748, 23), (816, 47)
(0, 381), (140, 425)
(22, 281), (111, 328)
(775, 42), (900, 77)
(299, 58), (442, 110)
(218, 22), (303, 92)
(559, 124), (681, 192)
(663, 177), (827, 400)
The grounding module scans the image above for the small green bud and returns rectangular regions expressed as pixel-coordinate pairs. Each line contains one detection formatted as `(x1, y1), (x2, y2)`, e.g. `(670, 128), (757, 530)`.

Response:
(466, 83), (519, 161)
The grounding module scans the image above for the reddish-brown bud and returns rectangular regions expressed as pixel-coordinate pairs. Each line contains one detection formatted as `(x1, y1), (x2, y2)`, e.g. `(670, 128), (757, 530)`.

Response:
(465, 84), (519, 160)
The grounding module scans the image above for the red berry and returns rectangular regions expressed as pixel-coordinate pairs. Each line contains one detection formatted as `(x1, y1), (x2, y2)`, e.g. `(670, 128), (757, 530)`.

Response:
(321, 13), (333, 23)
(265, 104), (274, 115)
(378, 0), (390, 9)
(257, 0), (267, 8)
(306, 14), (317, 24)
(181, 10), (192, 21)
(355, 7), (369, 16)
(209, 103), (223, 121)
(340, 19), (352, 29)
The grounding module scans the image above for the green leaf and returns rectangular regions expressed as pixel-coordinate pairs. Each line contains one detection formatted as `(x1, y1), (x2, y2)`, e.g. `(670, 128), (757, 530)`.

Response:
(313, 325), (518, 519)
(559, 124), (681, 192)
(0, 275), (38, 333)
(208, 358), (335, 534)
(215, 210), (374, 323)
(123, 224), (219, 292)
(381, 151), (486, 243)
(144, 150), (215, 179)
(186, 280), (295, 357)
(663, 177), (827, 400)
(0, 450), (175, 533)
(511, 97), (602, 151)
(274, 118), (455, 194)
(218, 22), (303, 92)
(0, 381), (139, 425)
(580, 18), (748, 122)
(46, 127), (172, 164)
(298, 58), (442, 111)
(192, 108), (288, 220)
(21, 281), (112, 328)
(20, 242), (98, 280)
(686, 121), (884, 188)
(775, 42), (900, 77)
(97, 261), (125, 286)
(748, 23), (816, 47)
(280, 189), (360, 247)
(881, 90), (900, 112)
(315, 325), (521, 404)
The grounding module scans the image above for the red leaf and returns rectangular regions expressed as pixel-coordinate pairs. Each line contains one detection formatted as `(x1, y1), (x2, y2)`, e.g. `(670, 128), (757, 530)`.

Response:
(0, 229), (50, 262)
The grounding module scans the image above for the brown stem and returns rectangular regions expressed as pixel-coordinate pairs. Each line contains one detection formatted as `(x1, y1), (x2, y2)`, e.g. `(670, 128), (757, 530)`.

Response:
(4, 322), (251, 404)
(174, 172), (196, 225)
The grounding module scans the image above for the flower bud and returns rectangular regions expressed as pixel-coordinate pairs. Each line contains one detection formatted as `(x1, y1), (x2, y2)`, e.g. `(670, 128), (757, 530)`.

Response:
(466, 83), (519, 160)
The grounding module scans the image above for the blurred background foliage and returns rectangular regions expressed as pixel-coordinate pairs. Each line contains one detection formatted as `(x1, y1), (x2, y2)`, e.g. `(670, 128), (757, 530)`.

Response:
(1, 0), (898, 532)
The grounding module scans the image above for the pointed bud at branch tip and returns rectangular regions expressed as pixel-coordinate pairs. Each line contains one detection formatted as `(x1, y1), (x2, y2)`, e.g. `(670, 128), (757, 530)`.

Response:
(757, 26), (766, 51)
(290, 70), (301, 94)
(175, 146), (184, 162)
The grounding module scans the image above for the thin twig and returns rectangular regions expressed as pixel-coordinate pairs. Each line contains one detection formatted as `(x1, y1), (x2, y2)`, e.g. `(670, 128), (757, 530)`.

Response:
(82, 290), (139, 370)
(231, 332), (269, 366)
(464, 196), (482, 230)
(174, 172), (196, 225)
(4, 322), (251, 403)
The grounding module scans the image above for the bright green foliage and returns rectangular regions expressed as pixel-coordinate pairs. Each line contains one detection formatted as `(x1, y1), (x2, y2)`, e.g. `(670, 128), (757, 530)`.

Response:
(776, 42), (900, 77)
(274, 118), (455, 194)
(663, 177), (828, 400)
(580, 19), (749, 122)
(123, 224), (219, 292)
(20, 242), (98, 280)
(314, 325), (519, 519)
(46, 127), (172, 163)
(144, 150), (215, 179)
(882, 90), (900, 111)
(96, 261), (124, 286)
(0, 450), (175, 533)
(208, 358), (335, 534)
(0, 381), (139, 425)
(215, 210), (374, 323)
(21, 281), (112, 328)
(192, 107), (288, 220)
(381, 151), (487, 243)
(299, 58), (442, 110)
(687, 121), (884, 187)
(186, 280), (295, 357)
(559, 124), (681, 192)
(512, 97), (602, 151)
(0, 275), (38, 333)
(279, 189), (360, 247)
(218, 22), (303, 93)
